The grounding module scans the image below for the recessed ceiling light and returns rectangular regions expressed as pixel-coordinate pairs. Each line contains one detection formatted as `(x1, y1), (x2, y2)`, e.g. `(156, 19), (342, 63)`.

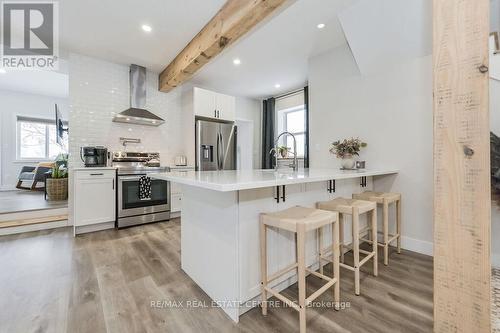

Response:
(126, 118), (130, 121)
(142, 24), (152, 32)
(274, 84), (281, 88)
(233, 58), (241, 66)
(0, 68), (6, 74)
(317, 23), (326, 29)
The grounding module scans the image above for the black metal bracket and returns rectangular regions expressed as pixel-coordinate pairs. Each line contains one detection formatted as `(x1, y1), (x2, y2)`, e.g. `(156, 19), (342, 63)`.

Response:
(327, 179), (336, 193)
(360, 176), (367, 188)
(274, 185), (286, 203)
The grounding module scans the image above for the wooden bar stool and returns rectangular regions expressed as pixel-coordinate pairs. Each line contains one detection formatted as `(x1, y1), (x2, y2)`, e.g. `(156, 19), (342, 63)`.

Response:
(352, 191), (401, 265)
(317, 198), (378, 296)
(260, 206), (340, 333)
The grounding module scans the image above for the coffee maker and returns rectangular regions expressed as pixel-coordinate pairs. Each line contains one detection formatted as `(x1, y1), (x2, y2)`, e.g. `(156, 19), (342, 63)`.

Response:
(80, 146), (108, 167)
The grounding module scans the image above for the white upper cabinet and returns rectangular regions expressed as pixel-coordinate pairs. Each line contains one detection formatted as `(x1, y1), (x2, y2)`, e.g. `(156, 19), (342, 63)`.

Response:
(194, 87), (217, 119)
(216, 92), (236, 121)
(193, 87), (235, 121)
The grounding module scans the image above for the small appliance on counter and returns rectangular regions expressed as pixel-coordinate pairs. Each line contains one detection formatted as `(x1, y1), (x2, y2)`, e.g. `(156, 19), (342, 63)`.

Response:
(174, 155), (187, 166)
(356, 161), (366, 169)
(80, 146), (108, 167)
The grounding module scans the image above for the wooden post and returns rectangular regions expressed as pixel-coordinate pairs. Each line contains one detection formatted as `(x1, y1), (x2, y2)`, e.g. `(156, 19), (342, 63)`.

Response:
(433, 0), (491, 331)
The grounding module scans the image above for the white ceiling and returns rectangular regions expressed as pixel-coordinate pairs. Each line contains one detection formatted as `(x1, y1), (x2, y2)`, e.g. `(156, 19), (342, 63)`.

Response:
(0, 67), (69, 98)
(191, 0), (354, 98)
(59, 0), (227, 73)
(0, 0), (354, 99)
(56, 0), (354, 99)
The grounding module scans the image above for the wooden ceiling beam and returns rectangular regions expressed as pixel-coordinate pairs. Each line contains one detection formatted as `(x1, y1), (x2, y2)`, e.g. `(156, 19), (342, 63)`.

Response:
(159, 0), (290, 92)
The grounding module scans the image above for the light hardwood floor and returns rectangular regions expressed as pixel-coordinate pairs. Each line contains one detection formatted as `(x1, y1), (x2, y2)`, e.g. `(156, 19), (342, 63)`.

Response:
(0, 219), (433, 333)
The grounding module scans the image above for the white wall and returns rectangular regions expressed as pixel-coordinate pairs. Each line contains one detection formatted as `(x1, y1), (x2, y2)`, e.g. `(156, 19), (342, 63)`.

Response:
(490, 78), (500, 266)
(235, 97), (261, 169)
(0, 90), (69, 190)
(309, 45), (433, 255)
(68, 53), (189, 168)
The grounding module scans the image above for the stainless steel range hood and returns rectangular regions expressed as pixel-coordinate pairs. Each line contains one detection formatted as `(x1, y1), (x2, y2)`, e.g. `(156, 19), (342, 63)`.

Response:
(113, 64), (165, 126)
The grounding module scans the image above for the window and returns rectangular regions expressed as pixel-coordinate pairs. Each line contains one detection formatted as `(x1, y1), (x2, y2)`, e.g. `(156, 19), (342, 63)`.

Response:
(278, 106), (305, 157)
(17, 117), (67, 160)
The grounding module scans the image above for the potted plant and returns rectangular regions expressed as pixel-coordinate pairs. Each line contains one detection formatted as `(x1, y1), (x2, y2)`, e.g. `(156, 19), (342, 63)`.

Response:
(277, 145), (290, 158)
(330, 138), (367, 169)
(46, 153), (68, 201)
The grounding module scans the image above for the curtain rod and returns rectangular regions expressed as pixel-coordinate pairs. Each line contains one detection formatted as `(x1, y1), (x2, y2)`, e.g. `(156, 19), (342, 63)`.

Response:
(274, 87), (305, 100)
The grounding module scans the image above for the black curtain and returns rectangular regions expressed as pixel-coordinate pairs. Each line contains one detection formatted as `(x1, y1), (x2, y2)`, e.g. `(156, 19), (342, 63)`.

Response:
(304, 86), (310, 168)
(261, 98), (275, 169)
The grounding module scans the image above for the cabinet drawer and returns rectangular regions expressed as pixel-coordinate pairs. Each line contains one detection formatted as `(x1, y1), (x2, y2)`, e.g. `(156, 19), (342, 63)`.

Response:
(171, 193), (182, 212)
(76, 170), (116, 180)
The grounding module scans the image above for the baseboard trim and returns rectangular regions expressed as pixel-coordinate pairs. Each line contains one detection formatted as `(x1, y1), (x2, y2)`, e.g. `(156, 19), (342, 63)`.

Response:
(0, 219), (69, 236)
(74, 221), (115, 235)
(401, 236), (433, 256)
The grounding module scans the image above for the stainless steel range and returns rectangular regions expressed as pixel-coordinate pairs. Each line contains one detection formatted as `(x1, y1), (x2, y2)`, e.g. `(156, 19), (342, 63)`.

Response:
(112, 151), (170, 228)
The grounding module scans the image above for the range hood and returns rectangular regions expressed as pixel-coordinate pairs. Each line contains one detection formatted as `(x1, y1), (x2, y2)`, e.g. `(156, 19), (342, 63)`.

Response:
(112, 64), (165, 126)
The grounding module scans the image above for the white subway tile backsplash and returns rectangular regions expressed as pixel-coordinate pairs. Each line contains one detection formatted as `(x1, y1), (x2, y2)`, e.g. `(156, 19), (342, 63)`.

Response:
(68, 53), (186, 168)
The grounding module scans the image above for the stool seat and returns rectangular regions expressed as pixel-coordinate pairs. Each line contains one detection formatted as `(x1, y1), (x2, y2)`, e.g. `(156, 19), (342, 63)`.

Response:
(318, 198), (376, 215)
(353, 191), (401, 204)
(261, 206), (337, 232)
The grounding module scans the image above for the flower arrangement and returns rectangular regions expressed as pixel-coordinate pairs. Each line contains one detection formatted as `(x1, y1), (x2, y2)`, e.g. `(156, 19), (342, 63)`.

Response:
(52, 153), (68, 178)
(270, 146), (291, 158)
(329, 138), (367, 159)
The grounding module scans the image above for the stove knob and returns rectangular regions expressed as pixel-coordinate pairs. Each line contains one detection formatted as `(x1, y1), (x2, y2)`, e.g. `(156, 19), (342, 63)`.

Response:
(114, 152), (120, 157)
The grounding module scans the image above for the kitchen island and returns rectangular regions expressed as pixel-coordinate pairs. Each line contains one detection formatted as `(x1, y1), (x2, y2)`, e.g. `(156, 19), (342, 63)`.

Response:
(151, 168), (398, 322)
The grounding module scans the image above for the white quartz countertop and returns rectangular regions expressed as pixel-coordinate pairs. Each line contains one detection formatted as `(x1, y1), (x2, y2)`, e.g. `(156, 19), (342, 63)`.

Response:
(71, 167), (117, 171)
(150, 168), (399, 192)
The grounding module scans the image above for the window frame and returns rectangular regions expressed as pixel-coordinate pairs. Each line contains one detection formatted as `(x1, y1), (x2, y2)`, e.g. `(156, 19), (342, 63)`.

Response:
(16, 116), (68, 161)
(278, 105), (306, 158)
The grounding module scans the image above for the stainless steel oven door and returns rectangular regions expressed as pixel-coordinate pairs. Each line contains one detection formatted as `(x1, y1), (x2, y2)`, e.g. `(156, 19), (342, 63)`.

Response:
(118, 175), (170, 218)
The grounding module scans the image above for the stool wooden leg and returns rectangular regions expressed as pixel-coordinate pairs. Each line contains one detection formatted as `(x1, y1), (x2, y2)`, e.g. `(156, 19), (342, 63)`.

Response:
(397, 198), (402, 254)
(383, 200), (389, 266)
(339, 213), (345, 264)
(332, 215), (340, 310)
(371, 208), (378, 276)
(318, 227), (323, 276)
(297, 223), (307, 333)
(352, 208), (360, 295)
(260, 219), (268, 316)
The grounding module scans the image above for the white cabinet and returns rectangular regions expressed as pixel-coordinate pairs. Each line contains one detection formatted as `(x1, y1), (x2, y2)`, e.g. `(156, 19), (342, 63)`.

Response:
(171, 193), (182, 212)
(169, 167), (195, 213)
(193, 87), (235, 121)
(193, 87), (217, 119)
(216, 92), (236, 121)
(74, 169), (116, 227)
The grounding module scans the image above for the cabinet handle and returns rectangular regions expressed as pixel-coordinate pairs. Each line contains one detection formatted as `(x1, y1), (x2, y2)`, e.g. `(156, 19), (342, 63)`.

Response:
(217, 110), (220, 118)
(112, 179), (115, 190)
(214, 110), (217, 117)
(90, 173), (104, 176)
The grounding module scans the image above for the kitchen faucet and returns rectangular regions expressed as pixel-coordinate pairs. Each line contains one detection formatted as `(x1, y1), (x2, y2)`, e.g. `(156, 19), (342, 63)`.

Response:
(270, 131), (298, 171)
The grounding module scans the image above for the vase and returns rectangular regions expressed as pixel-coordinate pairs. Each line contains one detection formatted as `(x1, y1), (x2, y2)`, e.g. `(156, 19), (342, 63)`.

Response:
(46, 178), (68, 201)
(340, 155), (355, 170)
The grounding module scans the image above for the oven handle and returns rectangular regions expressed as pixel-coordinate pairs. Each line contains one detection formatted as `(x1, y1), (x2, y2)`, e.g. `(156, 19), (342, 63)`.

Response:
(118, 176), (144, 181)
(118, 175), (166, 182)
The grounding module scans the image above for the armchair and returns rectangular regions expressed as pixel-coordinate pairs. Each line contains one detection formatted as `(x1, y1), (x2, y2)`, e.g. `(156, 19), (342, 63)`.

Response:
(16, 162), (54, 190)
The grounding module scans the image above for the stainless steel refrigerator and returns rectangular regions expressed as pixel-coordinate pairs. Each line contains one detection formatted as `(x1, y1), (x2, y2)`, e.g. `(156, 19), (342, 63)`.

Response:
(196, 119), (237, 171)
